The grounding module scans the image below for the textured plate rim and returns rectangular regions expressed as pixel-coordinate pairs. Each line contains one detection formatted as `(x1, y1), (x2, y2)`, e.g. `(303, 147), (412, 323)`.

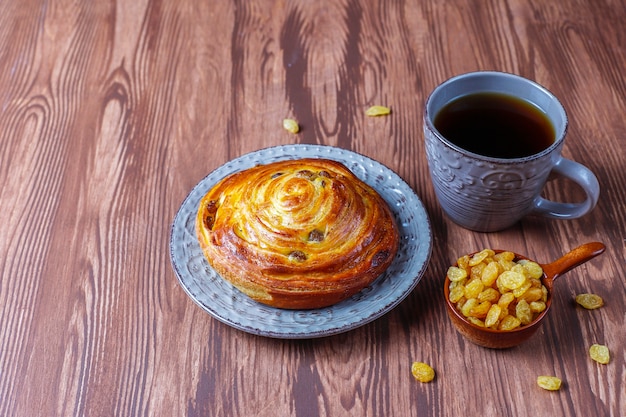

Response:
(169, 144), (432, 339)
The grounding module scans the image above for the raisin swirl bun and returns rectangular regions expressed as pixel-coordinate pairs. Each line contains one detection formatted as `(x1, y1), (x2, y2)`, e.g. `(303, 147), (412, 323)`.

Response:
(196, 158), (399, 309)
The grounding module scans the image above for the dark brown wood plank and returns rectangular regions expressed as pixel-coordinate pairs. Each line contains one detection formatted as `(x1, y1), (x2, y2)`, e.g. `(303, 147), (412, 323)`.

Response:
(0, 0), (624, 416)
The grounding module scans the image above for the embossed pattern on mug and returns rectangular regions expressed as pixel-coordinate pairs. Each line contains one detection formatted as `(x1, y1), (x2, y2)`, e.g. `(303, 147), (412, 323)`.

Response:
(424, 126), (555, 231)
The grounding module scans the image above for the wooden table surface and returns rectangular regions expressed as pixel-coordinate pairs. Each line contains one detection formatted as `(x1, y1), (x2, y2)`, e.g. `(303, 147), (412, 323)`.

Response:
(1, 1), (624, 416)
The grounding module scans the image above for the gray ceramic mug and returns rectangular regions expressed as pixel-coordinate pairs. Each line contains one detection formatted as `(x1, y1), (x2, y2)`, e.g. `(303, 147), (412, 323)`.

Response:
(424, 71), (599, 232)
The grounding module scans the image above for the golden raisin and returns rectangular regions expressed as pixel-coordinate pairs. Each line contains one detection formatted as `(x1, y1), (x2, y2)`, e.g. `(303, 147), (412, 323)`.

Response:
(512, 281), (533, 298)
(515, 299), (533, 325)
(529, 301), (547, 314)
(411, 362), (435, 383)
(481, 261), (500, 286)
(494, 251), (515, 262)
(365, 105), (391, 117)
(464, 279), (484, 300)
(521, 260), (544, 279)
(449, 285), (465, 303)
(497, 258), (516, 272)
(498, 271), (527, 290)
(447, 266), (468, 282)
(537, 376), (562, 391)
(498, 315), (521, 331)
(283, 118), (300, 133)
(470, 300), (492, 319)
(461, 298), (478, 317)
(457, 255), (470, 271)
(519, 287), (544, 303)
(469, 249), (494, 266)
(477, 287), (500, 303)
(484, 304), (501, 328)
(575, 293), (604, 310)
(589, 344), (610, 364)
(468, 317), (485, 327)
(470, 263), (486, 281)
(511, 264), (528, 277)
(497, 292), (515, 310)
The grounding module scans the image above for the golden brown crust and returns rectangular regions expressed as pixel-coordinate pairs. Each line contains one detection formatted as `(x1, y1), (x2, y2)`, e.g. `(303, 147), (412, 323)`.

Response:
(196, 158), (399, 309)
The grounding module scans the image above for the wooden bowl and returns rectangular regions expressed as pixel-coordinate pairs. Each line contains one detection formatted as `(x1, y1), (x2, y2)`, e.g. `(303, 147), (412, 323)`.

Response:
(444, 242), (605, 349)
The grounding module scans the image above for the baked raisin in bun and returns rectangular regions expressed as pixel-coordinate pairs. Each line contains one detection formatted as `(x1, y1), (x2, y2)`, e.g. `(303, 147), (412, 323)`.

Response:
(196, 158), (399, 309)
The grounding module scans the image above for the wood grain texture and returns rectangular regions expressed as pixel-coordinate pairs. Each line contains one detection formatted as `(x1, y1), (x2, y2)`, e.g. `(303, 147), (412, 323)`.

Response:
(0, 0), (624, 416)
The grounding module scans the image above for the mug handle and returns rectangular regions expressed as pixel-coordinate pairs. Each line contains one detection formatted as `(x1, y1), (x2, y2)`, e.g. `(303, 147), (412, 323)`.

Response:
(532, 157), (600, 219)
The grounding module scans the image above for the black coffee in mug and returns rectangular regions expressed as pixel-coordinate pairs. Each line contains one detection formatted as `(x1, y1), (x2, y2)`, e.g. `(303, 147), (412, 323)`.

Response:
(433, 92), (555, 159)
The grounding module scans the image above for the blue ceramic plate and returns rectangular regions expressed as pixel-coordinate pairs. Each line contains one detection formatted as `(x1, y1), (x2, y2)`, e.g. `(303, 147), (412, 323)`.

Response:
(169, 144), (432, 338)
